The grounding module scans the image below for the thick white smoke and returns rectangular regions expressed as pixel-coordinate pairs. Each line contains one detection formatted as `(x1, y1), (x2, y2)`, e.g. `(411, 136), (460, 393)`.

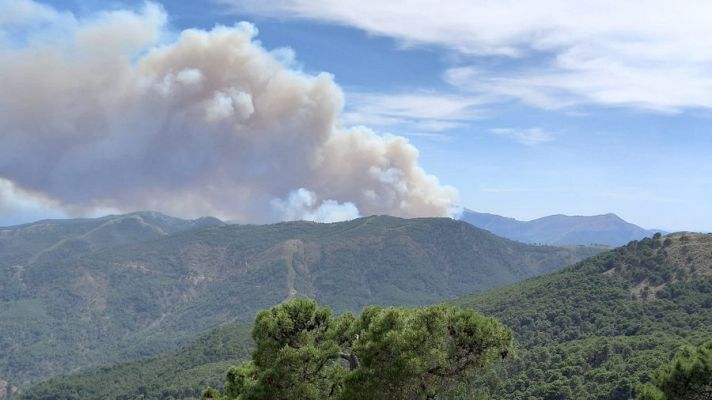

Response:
(0, 1), (457, 223)
(271, 188), (360, 223)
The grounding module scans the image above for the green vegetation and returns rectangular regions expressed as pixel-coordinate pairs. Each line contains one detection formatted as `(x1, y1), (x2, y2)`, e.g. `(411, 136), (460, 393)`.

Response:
(18, 299), (512, 400)
(454, 232), (712, 399)
(1, 214), (597, 392)
(203, 299), (511, 400)
(637, 340), (712, 400)
(19, 324), (253, 400)
(18, 232), (712, 399)
(0, 211), (224, 267)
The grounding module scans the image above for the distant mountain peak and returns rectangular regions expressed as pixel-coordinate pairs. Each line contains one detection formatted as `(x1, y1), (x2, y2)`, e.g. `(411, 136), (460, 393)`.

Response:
(460, 209), (663, 246)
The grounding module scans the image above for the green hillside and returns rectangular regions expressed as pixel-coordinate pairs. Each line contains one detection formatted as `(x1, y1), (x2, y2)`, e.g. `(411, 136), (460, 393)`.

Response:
(20, 232), (712, 400)
(454, 232), (712, 399)
(0, 214), (597, 394)
(0, 211), (224, 267)
(18, 324), (253, 400)
(15, 232), (710, 400)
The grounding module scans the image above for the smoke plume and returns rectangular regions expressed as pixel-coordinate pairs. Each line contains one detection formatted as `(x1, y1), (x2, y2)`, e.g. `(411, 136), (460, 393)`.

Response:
(0, 1), (457, 223)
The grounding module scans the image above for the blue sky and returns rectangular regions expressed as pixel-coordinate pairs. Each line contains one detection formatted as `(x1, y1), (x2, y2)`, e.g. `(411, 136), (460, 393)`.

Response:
(1, 0), (711, 232)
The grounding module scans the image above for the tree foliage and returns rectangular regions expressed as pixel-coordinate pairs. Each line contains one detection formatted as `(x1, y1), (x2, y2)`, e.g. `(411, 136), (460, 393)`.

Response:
(637, 340), (712, 400)
(456, 233), (712, 399)
(204, 299), (512, 400)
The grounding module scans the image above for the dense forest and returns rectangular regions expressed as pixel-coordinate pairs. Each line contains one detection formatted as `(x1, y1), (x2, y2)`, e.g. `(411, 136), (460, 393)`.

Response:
(17, 232), (712, 399)
(0, 214), (598, 393)
(15, 324), (253, 400)
(456, 232), (712, 398)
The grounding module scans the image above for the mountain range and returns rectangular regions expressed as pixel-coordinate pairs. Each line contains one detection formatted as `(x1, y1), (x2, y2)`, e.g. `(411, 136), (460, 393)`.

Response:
(0, 212), (601, 395)
(460, 209), (663, 246)
(18, 232), (712, 399)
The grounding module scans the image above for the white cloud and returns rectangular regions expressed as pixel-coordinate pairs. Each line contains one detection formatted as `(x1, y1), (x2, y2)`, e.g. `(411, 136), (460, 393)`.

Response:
(490, 128), (555, 146)
(344, 92), (487, 122)
(225, 0), (712, 111)
(341, 91), (486, 139)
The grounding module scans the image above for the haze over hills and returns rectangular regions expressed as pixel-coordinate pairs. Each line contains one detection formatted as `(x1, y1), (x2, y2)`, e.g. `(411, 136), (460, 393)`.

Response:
(0, 213), (600, 395)
(460, 209), (664, 246)
(22, 232), (712, 400)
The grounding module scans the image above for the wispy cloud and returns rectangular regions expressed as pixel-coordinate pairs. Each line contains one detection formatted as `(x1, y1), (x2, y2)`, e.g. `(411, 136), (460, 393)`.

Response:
(444, 64), (712, 112)
(490, 128), (555, 146)
(342, 91), (487, 129)
(340, 91), (488, 140)
(401, 132), (453, 142)
(225, 0), (712, 111)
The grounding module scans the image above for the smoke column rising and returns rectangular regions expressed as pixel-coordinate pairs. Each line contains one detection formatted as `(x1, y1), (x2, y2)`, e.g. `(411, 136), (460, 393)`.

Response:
(0, 1), (458, 223)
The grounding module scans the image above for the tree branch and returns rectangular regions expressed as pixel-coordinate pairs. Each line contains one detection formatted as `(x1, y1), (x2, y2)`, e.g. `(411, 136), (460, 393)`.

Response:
(339, 352), (360, 370)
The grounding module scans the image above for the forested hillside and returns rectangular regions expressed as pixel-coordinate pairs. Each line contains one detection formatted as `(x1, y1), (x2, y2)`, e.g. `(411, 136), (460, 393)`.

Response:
(0, 214), (597, 393)
(0, 211), (224, 267)
(17, 324), (253, 400)
(19, 232), (712, 400)
(455, 232), (712, 399)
